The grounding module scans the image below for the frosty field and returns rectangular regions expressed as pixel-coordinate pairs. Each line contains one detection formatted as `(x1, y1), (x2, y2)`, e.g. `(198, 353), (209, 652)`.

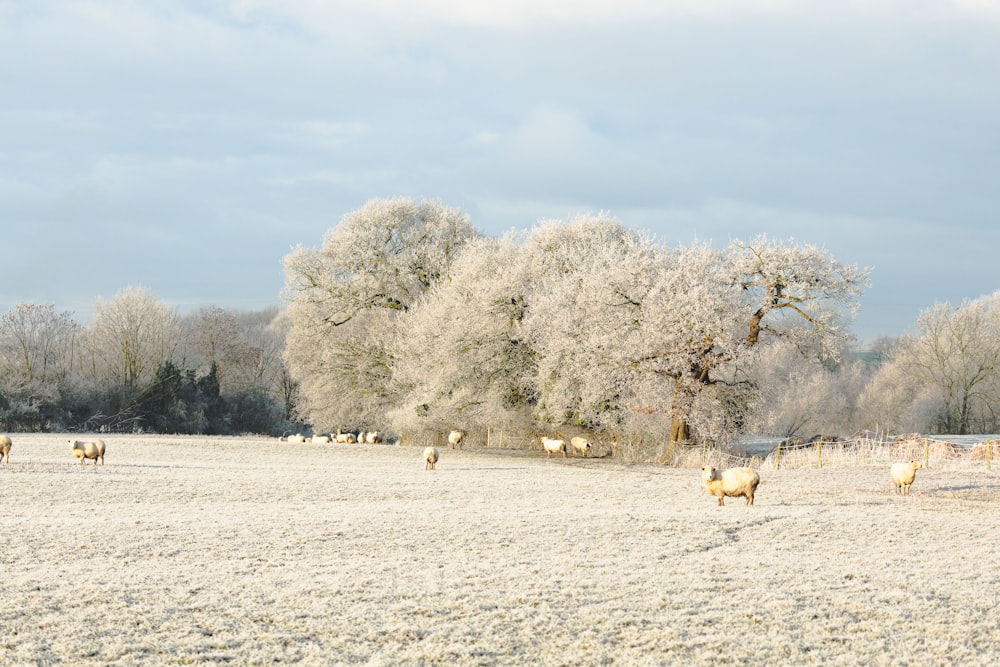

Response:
(2, 435), (998, 666)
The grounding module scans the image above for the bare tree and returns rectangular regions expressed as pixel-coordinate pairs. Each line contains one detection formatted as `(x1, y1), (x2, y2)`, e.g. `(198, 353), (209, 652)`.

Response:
(81, 285), (179, 391)
(870, 294), (1000, 434)
(0, 303), (78, 429)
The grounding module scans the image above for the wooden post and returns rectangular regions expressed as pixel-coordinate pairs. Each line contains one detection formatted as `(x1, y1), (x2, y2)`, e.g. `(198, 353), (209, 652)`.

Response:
(775, 442), (781, 469)
(924, 437), (930, 469)
(987, 440), (993, 472)
(487, 427), (491, 448)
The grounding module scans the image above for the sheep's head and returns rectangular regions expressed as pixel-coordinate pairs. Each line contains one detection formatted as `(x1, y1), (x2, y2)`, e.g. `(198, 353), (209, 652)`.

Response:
(701, 466), (719, 482)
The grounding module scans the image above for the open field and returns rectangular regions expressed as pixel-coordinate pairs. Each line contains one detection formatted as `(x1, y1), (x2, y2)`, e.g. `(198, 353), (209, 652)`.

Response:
(1, 434), (999, 666)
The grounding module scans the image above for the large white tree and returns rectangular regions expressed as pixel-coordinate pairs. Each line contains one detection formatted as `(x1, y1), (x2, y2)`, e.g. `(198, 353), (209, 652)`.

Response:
(386, 235), (537, 437)
(283, 197), (479, 432)
(523, 230), (869, 457)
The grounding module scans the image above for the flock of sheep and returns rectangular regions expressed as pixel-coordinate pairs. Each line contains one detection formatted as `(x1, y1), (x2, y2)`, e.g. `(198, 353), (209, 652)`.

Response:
(0, 430), (926, 505)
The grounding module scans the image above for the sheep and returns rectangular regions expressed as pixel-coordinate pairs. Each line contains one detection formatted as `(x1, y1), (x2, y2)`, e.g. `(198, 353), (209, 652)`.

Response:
(365, 431), (382, 444)
(570, 436), (592, 457)
(701, 466), (759, 506)
(424, 446), (439, 470)
(448, 430), (465, 449)
(891, 460), (922, 495)
(69, 438), (106, 466)
(334, 430), (357, 444)
(0, 435), (10, 464)
(541, 437), (567, 458)
(313, 435), (331, 444)
(286, 433), (307, 444)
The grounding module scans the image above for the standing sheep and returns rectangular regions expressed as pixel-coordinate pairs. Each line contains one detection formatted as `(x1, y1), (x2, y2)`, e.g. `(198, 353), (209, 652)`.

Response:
(701, 466), (759, 506)
(570, 436), (592, 457)
(891, 460), (922, 495)
(541, 437), (567, 458)
(424, 447), (439, 470)
(0, 435), (11, 464)
(448, 430), (465, 449)
(69, 439), (106, 465)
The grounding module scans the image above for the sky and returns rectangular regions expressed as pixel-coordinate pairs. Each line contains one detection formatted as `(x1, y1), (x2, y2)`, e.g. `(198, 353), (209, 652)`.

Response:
(2, 0), (999, 345)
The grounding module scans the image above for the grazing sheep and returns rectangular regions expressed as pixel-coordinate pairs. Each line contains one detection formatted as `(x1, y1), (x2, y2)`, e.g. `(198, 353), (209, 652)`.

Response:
(570, 436), (592, 457)
(448, 430), (465, 449)
(313, 435), (331, 444)
(69, 438), (106, 465)
(424, 446), (439, 470)
(334, 430), (357, 444)
(286, 434), (307, 444)
(891, 460), (922, 495)
(541, 437), (567, 458)
(0, 435), (10, 464)
(701, 466), (759, 506)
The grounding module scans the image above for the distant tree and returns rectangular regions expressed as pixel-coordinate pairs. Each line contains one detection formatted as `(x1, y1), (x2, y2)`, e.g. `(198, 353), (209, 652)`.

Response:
(0, 303), (78, 430)
(283, 197), (479, 432)
(865, 294), (1000, 434)
(76, 286), (179, 430)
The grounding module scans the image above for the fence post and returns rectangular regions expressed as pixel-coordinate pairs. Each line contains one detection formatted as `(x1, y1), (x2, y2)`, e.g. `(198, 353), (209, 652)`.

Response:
(987, 440), (993, 472)
(816, 440), (822, 469)
(924, 437), (929, 469)
(775, 442), (781, 469)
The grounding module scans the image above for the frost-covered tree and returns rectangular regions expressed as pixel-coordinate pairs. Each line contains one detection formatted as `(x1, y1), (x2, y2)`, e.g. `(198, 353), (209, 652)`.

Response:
(81, 286), (179, 390)
(525, 230), (868, 454)
(744, 338), (862, 438)
(0, 303), (79, 430)
(283, 197), (479, 432)
(387, 235), (538, 438)
(865, 294), (1000, 434)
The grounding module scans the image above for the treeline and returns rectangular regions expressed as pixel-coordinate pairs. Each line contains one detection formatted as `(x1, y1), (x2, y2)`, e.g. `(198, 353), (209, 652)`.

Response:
(7, 197), (1000, 455)
(0, 296), (297, 435)
(280, 198), (1000, 460)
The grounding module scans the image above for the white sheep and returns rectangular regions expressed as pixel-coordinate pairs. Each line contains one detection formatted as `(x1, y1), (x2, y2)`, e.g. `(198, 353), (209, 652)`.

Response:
(0, 435), (11, 464)
(424, 446), (439, 470)
(448, 430), (465, 449)
(891, 460), (922, 495)
(286, 433), (307, 444)
(334, 430), (357, 444)
(313, 435), (331, 444)
(541, 437), (567, 458)
(69, 438), (106, 465)
(701, 466), (759, 506)
(570, 436), (592, 457)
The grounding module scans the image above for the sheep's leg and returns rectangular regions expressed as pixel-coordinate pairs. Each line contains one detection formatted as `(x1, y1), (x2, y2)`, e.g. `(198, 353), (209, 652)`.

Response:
(717, 496), (725, 506)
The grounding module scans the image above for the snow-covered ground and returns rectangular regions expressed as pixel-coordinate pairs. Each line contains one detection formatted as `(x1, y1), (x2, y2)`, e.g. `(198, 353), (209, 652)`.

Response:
(2, 434), (998, 666)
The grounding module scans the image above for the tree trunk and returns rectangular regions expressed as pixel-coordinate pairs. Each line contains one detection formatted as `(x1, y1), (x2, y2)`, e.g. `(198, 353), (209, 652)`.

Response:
(656, 415), (691, 464)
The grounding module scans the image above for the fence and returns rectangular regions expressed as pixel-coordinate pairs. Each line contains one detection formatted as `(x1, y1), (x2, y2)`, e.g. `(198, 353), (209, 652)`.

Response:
(755, 435), (998, 471)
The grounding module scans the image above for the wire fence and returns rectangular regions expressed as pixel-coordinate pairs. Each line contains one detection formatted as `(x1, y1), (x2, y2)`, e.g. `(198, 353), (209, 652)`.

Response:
(751, 435), (999, 471)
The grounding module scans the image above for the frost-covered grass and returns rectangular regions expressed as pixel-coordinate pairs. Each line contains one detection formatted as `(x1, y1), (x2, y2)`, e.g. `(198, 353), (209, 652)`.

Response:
(2, 434), (999, 666)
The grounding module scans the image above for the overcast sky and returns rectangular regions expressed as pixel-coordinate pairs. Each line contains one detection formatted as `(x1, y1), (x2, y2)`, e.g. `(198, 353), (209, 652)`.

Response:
(3, 1), (999, 344)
